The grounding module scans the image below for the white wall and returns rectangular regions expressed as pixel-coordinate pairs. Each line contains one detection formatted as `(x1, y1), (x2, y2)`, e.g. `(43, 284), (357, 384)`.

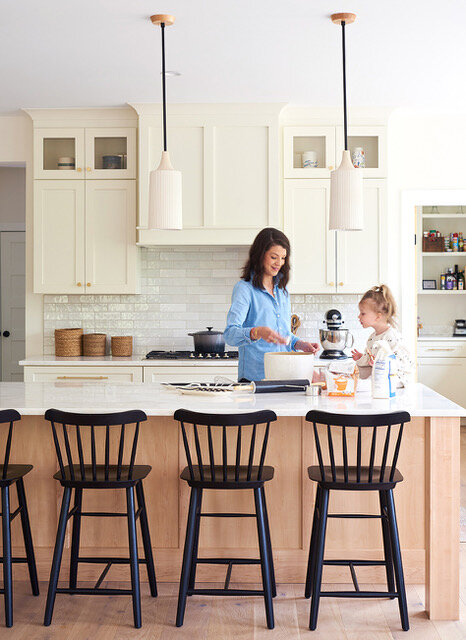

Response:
(387, 109), (466, 342)
(0, 167), (25, 224)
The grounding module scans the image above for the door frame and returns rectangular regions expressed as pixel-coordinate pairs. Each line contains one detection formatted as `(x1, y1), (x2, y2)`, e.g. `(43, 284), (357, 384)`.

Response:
(401, 189), (466, 356)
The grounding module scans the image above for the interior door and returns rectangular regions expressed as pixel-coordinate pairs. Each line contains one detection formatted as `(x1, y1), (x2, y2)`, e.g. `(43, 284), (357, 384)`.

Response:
(1, 232), (25, 381)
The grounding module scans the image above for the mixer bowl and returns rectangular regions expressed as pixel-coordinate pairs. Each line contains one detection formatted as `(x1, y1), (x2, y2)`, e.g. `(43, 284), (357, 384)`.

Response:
(319, 328), (354, 352)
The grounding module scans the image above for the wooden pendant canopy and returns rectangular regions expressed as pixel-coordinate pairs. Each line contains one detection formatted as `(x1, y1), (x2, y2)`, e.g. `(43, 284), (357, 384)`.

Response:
(330, 13), (356, 25)
(150, 14), (175, 26)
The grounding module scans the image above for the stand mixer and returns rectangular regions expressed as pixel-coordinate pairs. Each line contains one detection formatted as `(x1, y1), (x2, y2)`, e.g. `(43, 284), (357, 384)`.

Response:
(319, 309), (354, 359)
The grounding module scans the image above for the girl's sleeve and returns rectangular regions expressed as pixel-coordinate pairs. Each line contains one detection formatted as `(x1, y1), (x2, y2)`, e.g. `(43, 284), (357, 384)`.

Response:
(223, 282), (255, 347)
(387, 330), (414, 386)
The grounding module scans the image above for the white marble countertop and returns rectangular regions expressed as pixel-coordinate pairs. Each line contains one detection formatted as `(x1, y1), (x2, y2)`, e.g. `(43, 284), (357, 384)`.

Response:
(19, 356), (239, 367)
(0, 382), (463, 417)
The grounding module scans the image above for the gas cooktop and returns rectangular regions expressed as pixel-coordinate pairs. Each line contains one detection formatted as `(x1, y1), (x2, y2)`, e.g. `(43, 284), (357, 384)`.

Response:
(145, 350), (239, 360)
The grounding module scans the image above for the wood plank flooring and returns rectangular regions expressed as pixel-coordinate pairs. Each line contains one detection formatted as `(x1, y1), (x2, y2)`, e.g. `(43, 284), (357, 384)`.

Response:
(3, 549), (465, 640)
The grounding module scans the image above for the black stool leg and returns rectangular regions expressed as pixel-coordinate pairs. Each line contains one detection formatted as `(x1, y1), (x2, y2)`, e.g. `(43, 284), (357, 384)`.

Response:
(16, 478), (39, 597)
(188, 488), (202, 593)
(135, 481), (157, 597)
(379, 490), (395, 599)
(44, 486), (72, 626)
(305, 485), (321, 599)
(2, 486), (13, 627)
(261, 488), (277, 598)
(309, 487), (329, 631)
(385, 490), (409, 631)
(69, 488), (83, 590)
(254, 487), (274, 629)
(126, 486), (141, 629)
(176, 487), (200, 627)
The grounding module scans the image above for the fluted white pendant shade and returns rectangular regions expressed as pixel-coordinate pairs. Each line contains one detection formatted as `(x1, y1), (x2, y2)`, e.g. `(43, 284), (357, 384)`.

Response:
(148, 151), (182, 230)
(329, 150), (364, 230)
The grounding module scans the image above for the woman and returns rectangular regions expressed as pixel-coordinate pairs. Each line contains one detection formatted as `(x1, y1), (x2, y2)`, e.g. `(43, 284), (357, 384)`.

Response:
(224, 227), (319, 382)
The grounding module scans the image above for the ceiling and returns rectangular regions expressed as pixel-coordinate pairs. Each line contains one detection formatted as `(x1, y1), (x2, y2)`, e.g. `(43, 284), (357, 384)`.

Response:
(1, 0), (463, 114)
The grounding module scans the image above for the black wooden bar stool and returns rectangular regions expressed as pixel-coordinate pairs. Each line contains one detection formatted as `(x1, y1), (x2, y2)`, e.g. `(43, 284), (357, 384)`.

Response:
(43, 409), (157, 628)
(0, 409), (39, 627)
(304, 410), (410, 632)
(174, 408), (277, 629)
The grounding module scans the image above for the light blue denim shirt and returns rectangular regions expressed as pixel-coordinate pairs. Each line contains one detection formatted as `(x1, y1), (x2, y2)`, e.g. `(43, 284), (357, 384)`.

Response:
(224, 278), (299, 381)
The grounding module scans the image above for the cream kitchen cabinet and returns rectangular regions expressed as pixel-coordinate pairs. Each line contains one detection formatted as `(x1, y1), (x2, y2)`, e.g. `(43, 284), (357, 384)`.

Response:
(284, 125), (386, 179)
(33, 127), (136, 179)
(143, 366), (238, 383)
(417, 356), (466, 407)
(284, 179), (386, 294)
(23, 366), (143, 383)
(132, 103), (283, 245)
(33, 180), (137, 294)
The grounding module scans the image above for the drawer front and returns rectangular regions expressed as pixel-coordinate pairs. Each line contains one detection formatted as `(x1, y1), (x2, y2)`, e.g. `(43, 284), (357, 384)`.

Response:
(417, 357), (466, 407)
(24, 366), (143, 383)
(143, 366), (238, 384)
(417, 341), (466, 358)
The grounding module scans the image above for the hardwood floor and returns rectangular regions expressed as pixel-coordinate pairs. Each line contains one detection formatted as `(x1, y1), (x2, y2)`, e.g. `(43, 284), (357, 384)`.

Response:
(3, 555), (465, 640)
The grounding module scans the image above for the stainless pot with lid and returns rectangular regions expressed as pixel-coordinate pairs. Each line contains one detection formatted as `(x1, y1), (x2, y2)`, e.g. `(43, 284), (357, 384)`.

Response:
(188, 327), (225, 354)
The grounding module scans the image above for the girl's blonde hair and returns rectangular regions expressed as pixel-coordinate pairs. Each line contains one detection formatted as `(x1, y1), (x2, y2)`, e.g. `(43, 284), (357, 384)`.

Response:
(360, 284), (397, 326)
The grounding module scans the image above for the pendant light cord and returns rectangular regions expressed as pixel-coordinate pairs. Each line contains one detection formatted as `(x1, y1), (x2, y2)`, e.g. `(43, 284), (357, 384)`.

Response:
(161, 22), (167, 152)
(341, 21), (348, 151)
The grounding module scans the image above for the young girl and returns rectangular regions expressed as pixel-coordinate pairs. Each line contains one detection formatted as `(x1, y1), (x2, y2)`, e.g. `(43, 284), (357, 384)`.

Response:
(351, 284), (413, 386)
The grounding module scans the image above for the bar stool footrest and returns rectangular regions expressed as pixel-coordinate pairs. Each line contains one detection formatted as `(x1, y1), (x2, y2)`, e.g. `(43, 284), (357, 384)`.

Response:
(320, 590), (399, 598)
(77, 556), (148, 564)
(323, 559), (386, 566)
(188, 588), (264, 596)
(55, 587), (133, 596)
(195, 558), (261, 565)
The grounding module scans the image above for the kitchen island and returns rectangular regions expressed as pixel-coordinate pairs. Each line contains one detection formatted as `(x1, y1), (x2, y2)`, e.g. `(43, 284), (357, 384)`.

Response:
(2, 381), (463, 621)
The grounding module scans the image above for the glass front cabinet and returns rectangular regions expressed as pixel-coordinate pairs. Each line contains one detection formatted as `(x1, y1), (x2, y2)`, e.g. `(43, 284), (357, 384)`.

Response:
(33, 127), (136, 179)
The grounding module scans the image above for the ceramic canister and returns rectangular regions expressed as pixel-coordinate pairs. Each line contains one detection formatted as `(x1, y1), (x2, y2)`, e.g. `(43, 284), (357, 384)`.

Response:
(351, 147), (366, 168)
(302, 151), (318, 168)
(57, 157), (75, 170)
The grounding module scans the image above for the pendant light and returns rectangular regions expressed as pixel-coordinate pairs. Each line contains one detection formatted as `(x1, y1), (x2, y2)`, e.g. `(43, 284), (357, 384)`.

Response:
(148, 14), (182, 230)
(329, 13), (364, 231)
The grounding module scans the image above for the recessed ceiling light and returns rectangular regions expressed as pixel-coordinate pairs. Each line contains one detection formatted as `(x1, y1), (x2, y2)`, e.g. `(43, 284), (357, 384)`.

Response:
(161, 71), (181, 77)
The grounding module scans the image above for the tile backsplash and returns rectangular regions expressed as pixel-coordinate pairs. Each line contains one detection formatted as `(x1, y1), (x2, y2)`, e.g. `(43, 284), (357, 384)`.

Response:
(43, 247), (371, 356)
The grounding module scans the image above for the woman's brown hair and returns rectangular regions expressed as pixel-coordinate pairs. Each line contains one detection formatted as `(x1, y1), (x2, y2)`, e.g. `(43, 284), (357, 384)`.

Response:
(360, 284), (398, 326)
(241, 227), (291, 290)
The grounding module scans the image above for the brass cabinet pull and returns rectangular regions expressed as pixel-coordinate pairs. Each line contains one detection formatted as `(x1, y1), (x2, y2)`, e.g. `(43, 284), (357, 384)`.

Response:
(77, 282), (82, 287)
(57, 376), (109, 380)
(86, 167), (91, 172)
(426, 348), (455, 351)
(329, 282), (335, 287)
(76, 167), (82, 172)
(86, 282), (91, 287)
(339, 282), (344, 286)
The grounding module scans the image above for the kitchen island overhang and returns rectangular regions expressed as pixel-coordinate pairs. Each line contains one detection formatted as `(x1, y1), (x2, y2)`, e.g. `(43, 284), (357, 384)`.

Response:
(2, 382), (463, 621)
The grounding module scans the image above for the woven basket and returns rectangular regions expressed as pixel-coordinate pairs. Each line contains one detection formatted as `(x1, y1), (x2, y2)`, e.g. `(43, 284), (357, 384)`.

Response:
(55, 328), (83, 357)
(83, 333), (107, 357)
(111, 336), (133, 357)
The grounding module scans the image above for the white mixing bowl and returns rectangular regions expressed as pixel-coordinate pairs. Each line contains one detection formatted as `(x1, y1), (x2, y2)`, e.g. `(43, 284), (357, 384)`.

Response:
(264, 351), (314, 381)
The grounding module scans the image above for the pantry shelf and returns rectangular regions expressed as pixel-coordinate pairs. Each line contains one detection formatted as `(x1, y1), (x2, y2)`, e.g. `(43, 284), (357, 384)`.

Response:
(422, 252), (466, 257)
(418, 290), (466, 294)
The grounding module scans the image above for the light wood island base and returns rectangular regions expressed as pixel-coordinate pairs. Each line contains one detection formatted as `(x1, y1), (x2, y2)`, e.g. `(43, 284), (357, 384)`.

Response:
(7, 414), (460, 621)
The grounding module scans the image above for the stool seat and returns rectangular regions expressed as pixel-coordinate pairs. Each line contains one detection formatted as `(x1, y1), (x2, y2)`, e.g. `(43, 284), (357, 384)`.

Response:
(0, 464), (33, 486)
(53, 464), (152, 488)
(180, 464), (274, 488)
(308, 465), (403, 490)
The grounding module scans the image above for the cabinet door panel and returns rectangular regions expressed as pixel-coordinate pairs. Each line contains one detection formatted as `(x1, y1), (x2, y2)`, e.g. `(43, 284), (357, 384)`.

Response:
(85, 127), (136, 179)
(85, 181), (137, 293)
(284, 180), (336, 293)
(24, 366), (143, 382)
(417, 357), (466, 407)
(34, 128), (85, 179)
(33, 181), (85, 293)
(337, 180), (385, 293)
(143, 366), (238, 383)
(213, 126), (269, 228)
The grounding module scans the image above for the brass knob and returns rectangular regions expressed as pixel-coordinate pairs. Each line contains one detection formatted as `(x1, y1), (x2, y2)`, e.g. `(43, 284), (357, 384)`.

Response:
(339, 282), (344, 286)
(328, 165), (334, 170)
(76, 167), (82, 172)
(86, 282), (91, 287)
(329, 282), (335, 287)
(77, 282), (82, 287)
(86, 167), (91, 172)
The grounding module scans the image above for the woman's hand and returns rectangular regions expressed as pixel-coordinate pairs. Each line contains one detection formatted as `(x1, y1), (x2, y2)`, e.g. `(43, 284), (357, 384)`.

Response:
(251, 326), (288, 344)
(294, 340), (320, 354)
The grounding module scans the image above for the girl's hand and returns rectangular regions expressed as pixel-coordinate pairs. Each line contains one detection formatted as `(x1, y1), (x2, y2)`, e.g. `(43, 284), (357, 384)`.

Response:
(351, 349), (363, 361)
(295, 340), (320, 354)
(252, 326), (288, 345)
